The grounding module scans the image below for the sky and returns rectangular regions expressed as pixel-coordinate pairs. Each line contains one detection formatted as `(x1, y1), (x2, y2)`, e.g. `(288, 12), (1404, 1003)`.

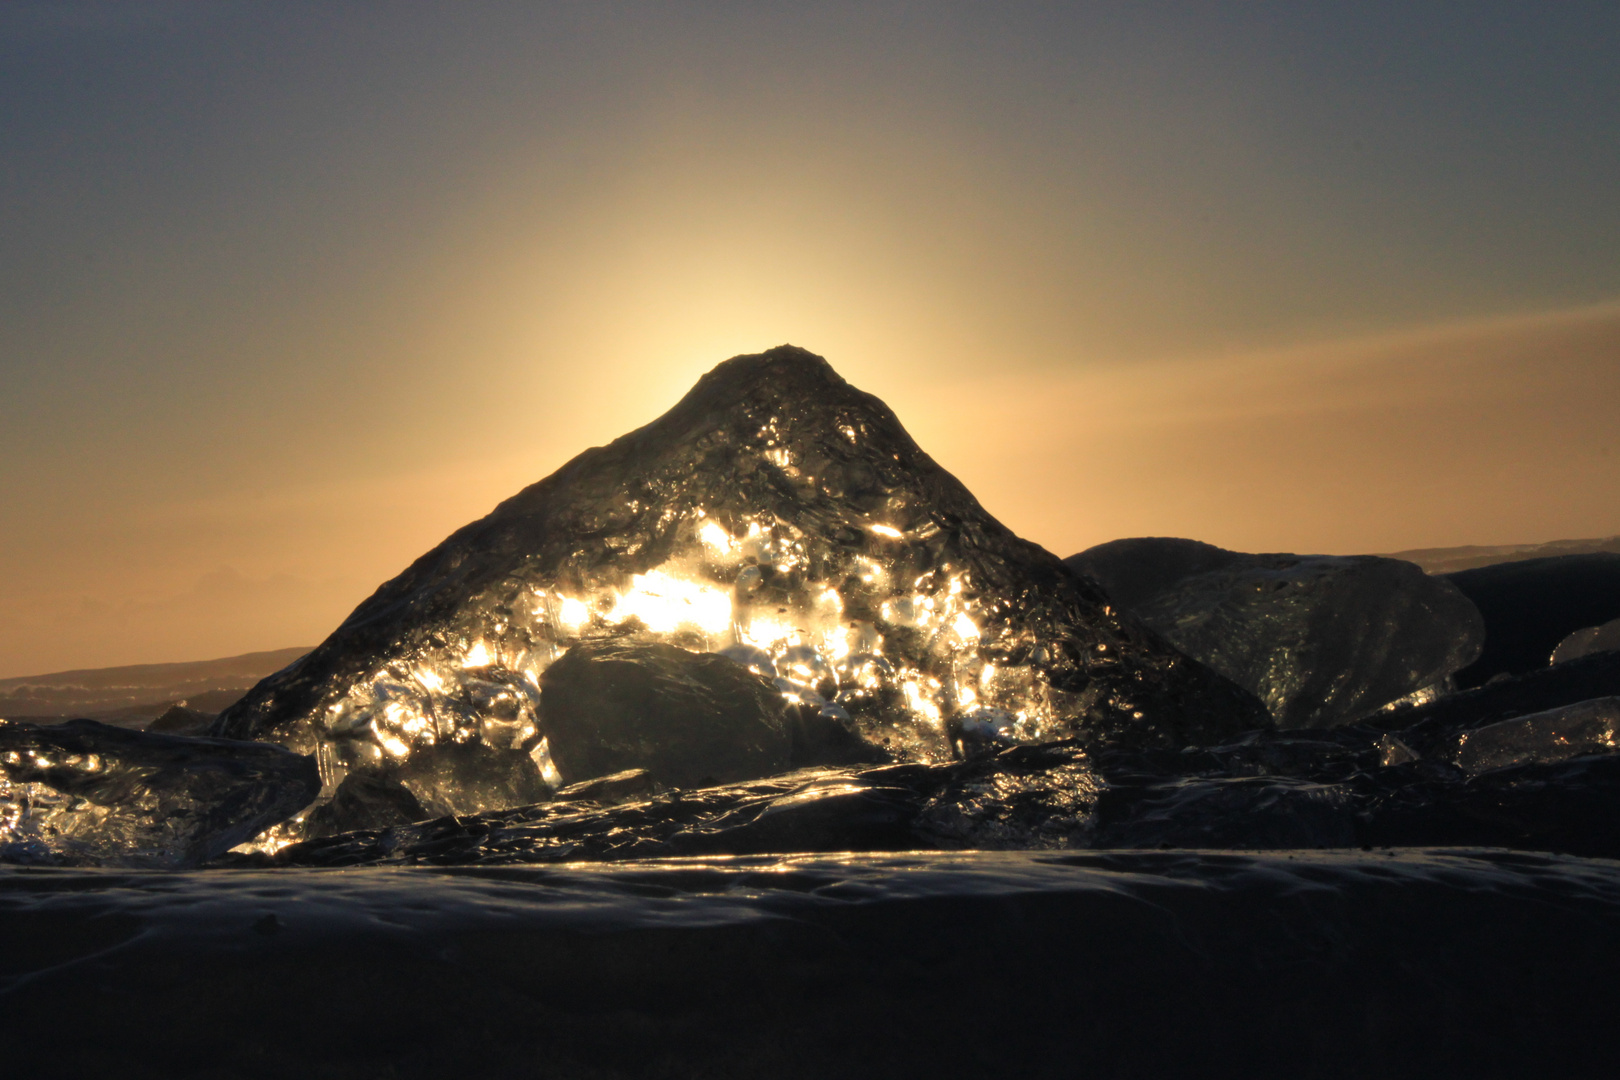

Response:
(2, 1), (1618, 676)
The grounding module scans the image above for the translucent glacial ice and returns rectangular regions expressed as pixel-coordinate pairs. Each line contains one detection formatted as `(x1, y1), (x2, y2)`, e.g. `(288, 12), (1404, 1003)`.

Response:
(214, 347), (1264, 837)
(244, 655), (1620, 868)
(1453, 696), (1620, 775)
(0, 718), (319, 868)
(1066, 537), (1484, 727)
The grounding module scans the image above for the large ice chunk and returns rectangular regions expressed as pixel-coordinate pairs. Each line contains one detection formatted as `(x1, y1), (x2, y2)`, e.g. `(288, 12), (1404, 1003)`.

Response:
(1066, 538), (1483, 728)
(215, 348), (1264, 834)
(0, 719), (318, 868)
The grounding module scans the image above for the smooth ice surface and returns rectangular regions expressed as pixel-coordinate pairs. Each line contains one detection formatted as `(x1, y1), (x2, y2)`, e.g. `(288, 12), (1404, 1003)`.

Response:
(1454, 696), (1620, 775)
(216, 348), (1262, 835)
(6, 850), (1620, 1079)
(0, 719), (318, 868)
(1552, 616), (1620, 665)
(1067, 537), (1484, 727)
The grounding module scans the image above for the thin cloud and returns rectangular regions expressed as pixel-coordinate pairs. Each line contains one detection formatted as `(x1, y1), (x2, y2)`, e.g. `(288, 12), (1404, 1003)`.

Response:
(905, 300), (1620, 557)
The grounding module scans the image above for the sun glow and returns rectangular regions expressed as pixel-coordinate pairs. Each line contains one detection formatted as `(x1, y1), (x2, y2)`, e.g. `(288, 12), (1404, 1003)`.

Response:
(557, 595), (590, 631)
(740, 614), (800, 650)
(608, 569), (733, 636)
(698, 520), (735, 553)
(953, 612), (979, 643)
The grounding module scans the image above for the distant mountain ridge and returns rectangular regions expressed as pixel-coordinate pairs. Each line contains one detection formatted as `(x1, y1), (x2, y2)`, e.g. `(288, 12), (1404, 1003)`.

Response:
(1383, 536), (1620, 575)
(0, 647), (310, 726)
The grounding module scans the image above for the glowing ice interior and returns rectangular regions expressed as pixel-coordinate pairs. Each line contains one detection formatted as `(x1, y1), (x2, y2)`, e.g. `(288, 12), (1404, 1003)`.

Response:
(298, 510), (1062, 806)
(0, 750), (122, 861)
(2, 726), (318, 867)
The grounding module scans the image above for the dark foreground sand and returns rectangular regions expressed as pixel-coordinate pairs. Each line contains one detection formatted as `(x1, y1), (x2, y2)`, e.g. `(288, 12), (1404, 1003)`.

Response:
(3, 848), (1616, 1079)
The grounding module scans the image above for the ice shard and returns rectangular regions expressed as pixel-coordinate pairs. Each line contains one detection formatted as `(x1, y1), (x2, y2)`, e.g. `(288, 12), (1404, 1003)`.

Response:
(214, 347), (1264, 835)
(1453, 696), (1620, 775)
(1552, 616), (1620, 665)
(0, 719), (319, 868)
(1066, 537), (1484, 728)
(1383, 649), (1620, 755)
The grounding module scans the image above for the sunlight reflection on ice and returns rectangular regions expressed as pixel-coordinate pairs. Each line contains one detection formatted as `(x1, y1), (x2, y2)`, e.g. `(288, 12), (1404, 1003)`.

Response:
(271, 504), (1052, 831)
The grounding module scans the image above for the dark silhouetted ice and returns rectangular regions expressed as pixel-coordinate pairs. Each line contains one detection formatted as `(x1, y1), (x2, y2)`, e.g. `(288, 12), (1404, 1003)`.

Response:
(215, 348), (1263, 838)
(0, 719), (318, 868)
(539, 639), (794, 788)
(1066, 537), (1483, 727)
(1444, 552), (1620, 686)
